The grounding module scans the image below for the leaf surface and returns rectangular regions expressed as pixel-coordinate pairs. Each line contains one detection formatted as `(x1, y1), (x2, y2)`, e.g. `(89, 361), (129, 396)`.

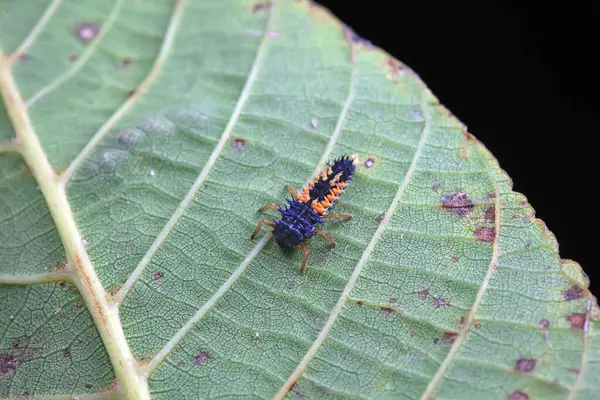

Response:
(0, 1), (598, 399)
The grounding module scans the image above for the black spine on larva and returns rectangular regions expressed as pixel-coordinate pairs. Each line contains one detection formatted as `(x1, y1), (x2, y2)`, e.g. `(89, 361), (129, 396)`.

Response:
(308, 155), (356, 202)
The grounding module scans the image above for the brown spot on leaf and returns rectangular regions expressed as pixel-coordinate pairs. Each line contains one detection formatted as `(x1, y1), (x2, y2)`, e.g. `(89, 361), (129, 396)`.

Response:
(563, 285), (584, 301)
(364, 158), (375, 168)
(380, 306), (394, 315)
(0, 354), (18, 375)
(389, 297), (397, 304)
(58, 280), (66, 288)
(387, 58), (405, 75)
(153, 272), (164, 280)
(17, 54), (30, 64)
(539, 319), (550, 328)
(450, 255), (459, 262)
(252, 1), (272, 13)
(439, 332), (457, 345)
(13, 338), (21, 348)
(568, 368), (580, 374)
(127, 89), (137, 98)
(474, 226), (496, 242)
(474, 321), (482, 329)
(121, 57), (132, 67)
(69, 53), (78, 62)
(342, 24), (371, 46)
(63, 349), (71, 357)
(432, 182), (440, 192)
(508, 391), (529, 400)
(486, 193), (496, 199)
(378, 212), (386, 222)
(356, 300), (364, 306)
(194, 351), (211, 365)
(484, 206), (496, 223)
(514, 358), (536, 373)
(458, 317), (466, 329)
(231, 137), (246, 151)
(414, 288), (429, 301)
(75, 299), (83, 308)
(75, 23), (99, 42)
(567, 313), (586, 330)
(433, 296), (451, 309)
(441, 191), (474, 216)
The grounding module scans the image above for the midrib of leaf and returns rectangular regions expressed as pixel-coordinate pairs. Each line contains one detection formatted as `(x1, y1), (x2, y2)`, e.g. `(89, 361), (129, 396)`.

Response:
(142, 0), (359, 375)
(0, 56), (150, 399)
(25, 0), (124, 108)
(274, 89), (433, 399)
(418, 144), (502, 400)
(115, 0), (273, 305)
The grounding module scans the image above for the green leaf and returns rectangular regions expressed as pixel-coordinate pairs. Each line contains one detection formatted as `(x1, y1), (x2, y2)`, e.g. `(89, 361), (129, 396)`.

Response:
(0, 1), (598, 399)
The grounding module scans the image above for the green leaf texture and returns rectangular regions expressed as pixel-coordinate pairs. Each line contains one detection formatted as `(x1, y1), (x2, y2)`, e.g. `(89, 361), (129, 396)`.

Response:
(0, 1), (597, 399)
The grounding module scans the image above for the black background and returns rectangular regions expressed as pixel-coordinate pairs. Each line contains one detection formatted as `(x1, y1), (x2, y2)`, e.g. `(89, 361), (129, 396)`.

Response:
(317, 1), (597, 293)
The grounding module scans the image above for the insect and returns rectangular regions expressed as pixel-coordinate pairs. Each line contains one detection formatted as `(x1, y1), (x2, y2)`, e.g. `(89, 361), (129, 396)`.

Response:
(251, 154), (359, 273)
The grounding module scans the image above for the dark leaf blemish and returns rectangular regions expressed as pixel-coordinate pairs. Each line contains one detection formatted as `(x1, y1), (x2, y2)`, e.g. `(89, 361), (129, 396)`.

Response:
(69, 53), (78, 62)
(508, 391), (529, 400)
(539, 319), (550, 328)
(563, 285), (584, 301)
(484, 205), (496, 222)
(514, 358), (536, 373)
(152, 272), (164, 280)
(568, 313), (586, 330)
(252, 1), (272, 13)
(194, 351), (211, 365)
(432, 183), (440, 192)
(474, 226), (496, 242)
(441, 191), (474, 216)
(231, 137), (246, 151)
(75, 22), (99, 42)
(356, 300), (364, 306)
(380, 306), (394, 315)
(0, 354), (18, 375)
(364, 158), (375, 168)
(121, 57), (132, 67)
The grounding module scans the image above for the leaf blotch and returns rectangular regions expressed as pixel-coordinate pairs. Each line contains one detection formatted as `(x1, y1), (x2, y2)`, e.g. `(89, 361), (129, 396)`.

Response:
(433, 296), (451, 309)
(539, 319), (550, 328)
(121, 57), (132, 67)
(364, 157), (375, 168)
(441, 191), (474, 216)
(414, 288), (429, 301)
(389, 297), (397, 304)
(563, 285), (584, 301)
(474, 226), (496, 242)
(69, 53), (78, 62)
(342, 24), (371, 47)
(508, 391), (529, 400)
(194, 351), (211, 365)
(441, 332), (457, 345)
(356, 300), (364, 306)
(231, 137), (246, 151)
(567, 313), (586, 330)
(0, 354), (18, 375)
(484, 205), (496, 223)
(514, 358), (537, 373)
(252, 1), (271, 13)
(380, 306), (394, 315)
(152, 271), (164, 280)
(17, 54), (29, 64)
(75, 22), (99, 42)
(386, 58), (405, 76)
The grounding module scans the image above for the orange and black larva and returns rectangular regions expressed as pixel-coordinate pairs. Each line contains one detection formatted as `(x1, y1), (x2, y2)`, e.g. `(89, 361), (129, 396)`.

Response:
(251, 154), (359, 273)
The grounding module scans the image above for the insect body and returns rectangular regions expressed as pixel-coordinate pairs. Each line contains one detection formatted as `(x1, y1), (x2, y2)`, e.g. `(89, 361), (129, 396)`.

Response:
(251, 154), (358, 273)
